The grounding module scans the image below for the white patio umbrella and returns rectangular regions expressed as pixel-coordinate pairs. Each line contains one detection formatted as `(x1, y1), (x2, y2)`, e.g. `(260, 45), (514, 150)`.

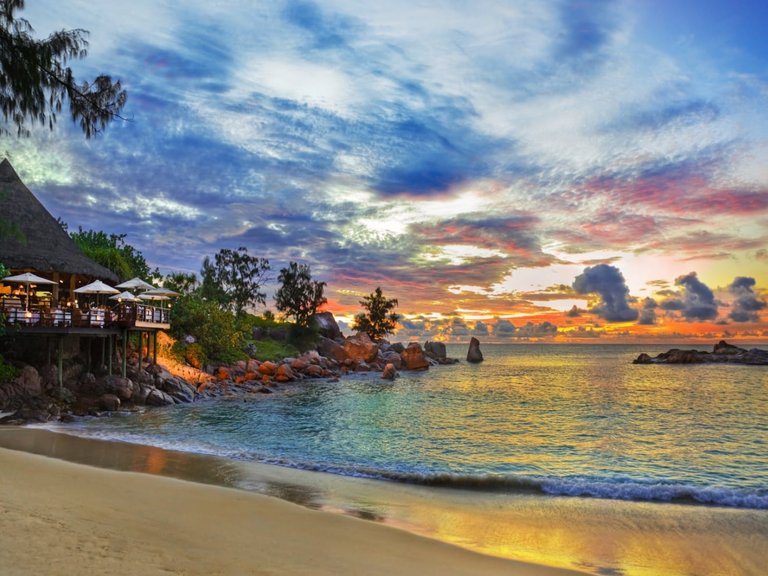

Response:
(115, 277), (156, 292)
(142, 287), (180, 297)
(74, 280), (120, 307)
(2, 272), (56, 310)
(109, 290), (141, 302)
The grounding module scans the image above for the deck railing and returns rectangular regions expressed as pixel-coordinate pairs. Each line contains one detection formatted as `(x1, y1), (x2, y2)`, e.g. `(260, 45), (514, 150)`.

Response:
(1, 302), (170, 330)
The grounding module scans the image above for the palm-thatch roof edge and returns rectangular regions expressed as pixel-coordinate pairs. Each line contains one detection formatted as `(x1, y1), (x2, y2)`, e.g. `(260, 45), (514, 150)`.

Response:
(0, 158), (119, 283)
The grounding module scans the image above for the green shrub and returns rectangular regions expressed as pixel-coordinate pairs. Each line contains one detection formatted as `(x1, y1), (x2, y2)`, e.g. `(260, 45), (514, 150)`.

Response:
(170, 295), (246, 364)
(244, 338), (299, 362)
(0, 353), (19, 383)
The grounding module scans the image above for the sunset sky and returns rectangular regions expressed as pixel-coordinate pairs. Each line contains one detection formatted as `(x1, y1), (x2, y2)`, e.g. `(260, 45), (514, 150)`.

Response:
(7, 0), (768, 341)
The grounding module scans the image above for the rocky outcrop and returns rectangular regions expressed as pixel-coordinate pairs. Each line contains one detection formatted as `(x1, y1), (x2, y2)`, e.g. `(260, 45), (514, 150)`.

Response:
(343, 332), (379, 364)
(382, 363), (398, 380)
(466, 337), (484, 363)
(424, 341), (446, 361)
(400, 343), (429, 371)
(317, 336), (349, 363)
(314, 311), (344, 342)
(633, 341), (768, 365)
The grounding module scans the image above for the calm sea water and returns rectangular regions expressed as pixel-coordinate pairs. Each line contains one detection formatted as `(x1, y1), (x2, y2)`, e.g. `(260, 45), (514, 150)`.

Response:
(53, 343), (768, 509)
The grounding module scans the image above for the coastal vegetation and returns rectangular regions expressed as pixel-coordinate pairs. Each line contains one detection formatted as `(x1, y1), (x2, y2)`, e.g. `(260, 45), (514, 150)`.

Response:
(0, 0), (127, 138)
(68, 226), (159, 283)
(351, 286), (400, 341)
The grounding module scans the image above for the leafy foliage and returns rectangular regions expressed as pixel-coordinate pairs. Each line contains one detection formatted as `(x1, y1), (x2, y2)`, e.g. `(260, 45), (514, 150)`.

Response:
(0, 261), (6, 336)
(70, 227), (158, 282)
(199, 246), (270, 315)
(0, 352), (17, 383)
(169, 295), (246, 365)
(274, 262), (327, 327)
(0, 0), (127, 138)
(162, 272), (198, 296)
(351, 286), (400, 341)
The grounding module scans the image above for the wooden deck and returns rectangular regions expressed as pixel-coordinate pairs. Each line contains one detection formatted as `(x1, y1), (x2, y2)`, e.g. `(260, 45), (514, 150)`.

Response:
(1, 302), (170, 333)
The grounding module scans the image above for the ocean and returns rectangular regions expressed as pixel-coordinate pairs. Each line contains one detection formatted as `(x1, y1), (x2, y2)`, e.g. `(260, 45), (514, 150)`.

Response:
(32, 343), (768, 575)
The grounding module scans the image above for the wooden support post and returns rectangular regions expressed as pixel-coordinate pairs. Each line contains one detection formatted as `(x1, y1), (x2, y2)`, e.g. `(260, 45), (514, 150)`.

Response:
(138, 331), (143, 373)
(122, 329), (127, 378)
(108, 335), (113, 375)
(57, 336), (63, 390)
(153, 331), (158, 364)
(101, 336), (106, 368)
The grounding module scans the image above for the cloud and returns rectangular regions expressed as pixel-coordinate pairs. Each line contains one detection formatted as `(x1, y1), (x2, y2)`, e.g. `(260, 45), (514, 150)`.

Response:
(728, 276), (766, 322)
(638, 297), (657, 325)
(572, 264), (638, 322)
(473, 321), (489, 336)
(660, 272), (718, 321)
(493, 319), (516, 338)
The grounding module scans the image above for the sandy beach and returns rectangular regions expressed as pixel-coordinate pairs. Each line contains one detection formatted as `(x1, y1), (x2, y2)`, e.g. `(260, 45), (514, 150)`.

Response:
(0, 441), (583, 576)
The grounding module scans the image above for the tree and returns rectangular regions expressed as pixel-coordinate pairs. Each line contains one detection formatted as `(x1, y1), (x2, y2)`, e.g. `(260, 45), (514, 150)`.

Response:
(274, 262), (327, 327)
(0, 0), (127, 138)
(69, 227), (157, 281)
(162, 272), (198, 296)
(351, 286), (400, 341)
(199, 246), (270, 315)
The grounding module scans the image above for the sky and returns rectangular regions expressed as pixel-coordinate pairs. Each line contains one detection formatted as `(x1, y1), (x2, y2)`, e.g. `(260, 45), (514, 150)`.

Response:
(6, 0), (768, 342)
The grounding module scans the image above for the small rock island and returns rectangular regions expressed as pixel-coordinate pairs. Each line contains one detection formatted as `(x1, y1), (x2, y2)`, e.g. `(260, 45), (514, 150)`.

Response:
(633, 340), (768, 365)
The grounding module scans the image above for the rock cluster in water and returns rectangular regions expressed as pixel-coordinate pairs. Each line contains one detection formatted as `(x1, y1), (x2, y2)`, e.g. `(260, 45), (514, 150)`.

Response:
(0, 313), (468, 424)
(633, 340), (768, 365)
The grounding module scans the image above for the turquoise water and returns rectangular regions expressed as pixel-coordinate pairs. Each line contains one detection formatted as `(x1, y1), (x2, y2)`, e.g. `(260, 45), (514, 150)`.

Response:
(53, 344), (768, 509)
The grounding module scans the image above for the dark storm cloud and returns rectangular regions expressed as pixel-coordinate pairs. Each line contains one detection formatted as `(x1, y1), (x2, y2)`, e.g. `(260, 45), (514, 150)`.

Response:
(638, 297), (657, 325)
(661, 272), (718, 321)
(493, 319), (516, 337)
(572, 264), (638, 322)
(728, 276), (766, 322)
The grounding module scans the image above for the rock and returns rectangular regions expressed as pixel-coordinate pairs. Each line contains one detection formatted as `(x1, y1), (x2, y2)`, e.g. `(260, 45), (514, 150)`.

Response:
(314, 311), (344, 342)
(382, 363), (398, 380)
(424, 341), (447, 361)
(246, 359), (261, 373)
(305, 364), (324, 378)
(343, 332), (379, 364)
(145, 388), (176, 406)
(316, 336), (349, 363)
(159, 377), (197, 403)
(291, 358), (308, 371)
(400, 343), (429, 371)
(99, 394), (121, 411)
(633, 353), (653, 364)
(389, 342), (405, 354)
(632, 341), (768, 365)
(17, 365), (42, 397)
(258, 361), (277, 376)
(275, 364), (295, 382)
(713, 340), (747, 355)
(103, 376), (135, 400)
(77, 372), (101, 395)
(381, 350), (403, 370)
(466, 337), (484, 363)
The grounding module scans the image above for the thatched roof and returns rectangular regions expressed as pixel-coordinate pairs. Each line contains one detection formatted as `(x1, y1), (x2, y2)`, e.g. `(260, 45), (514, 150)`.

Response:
(0, 158), (118, 282)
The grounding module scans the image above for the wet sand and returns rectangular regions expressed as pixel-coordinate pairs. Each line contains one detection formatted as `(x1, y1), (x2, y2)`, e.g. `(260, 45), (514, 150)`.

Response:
(1, 427), (766, 575)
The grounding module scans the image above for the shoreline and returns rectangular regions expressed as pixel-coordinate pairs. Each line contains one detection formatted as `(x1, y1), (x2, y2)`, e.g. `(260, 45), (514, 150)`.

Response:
(2, 428), (767, 575)
(0, 427), (584, 576)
